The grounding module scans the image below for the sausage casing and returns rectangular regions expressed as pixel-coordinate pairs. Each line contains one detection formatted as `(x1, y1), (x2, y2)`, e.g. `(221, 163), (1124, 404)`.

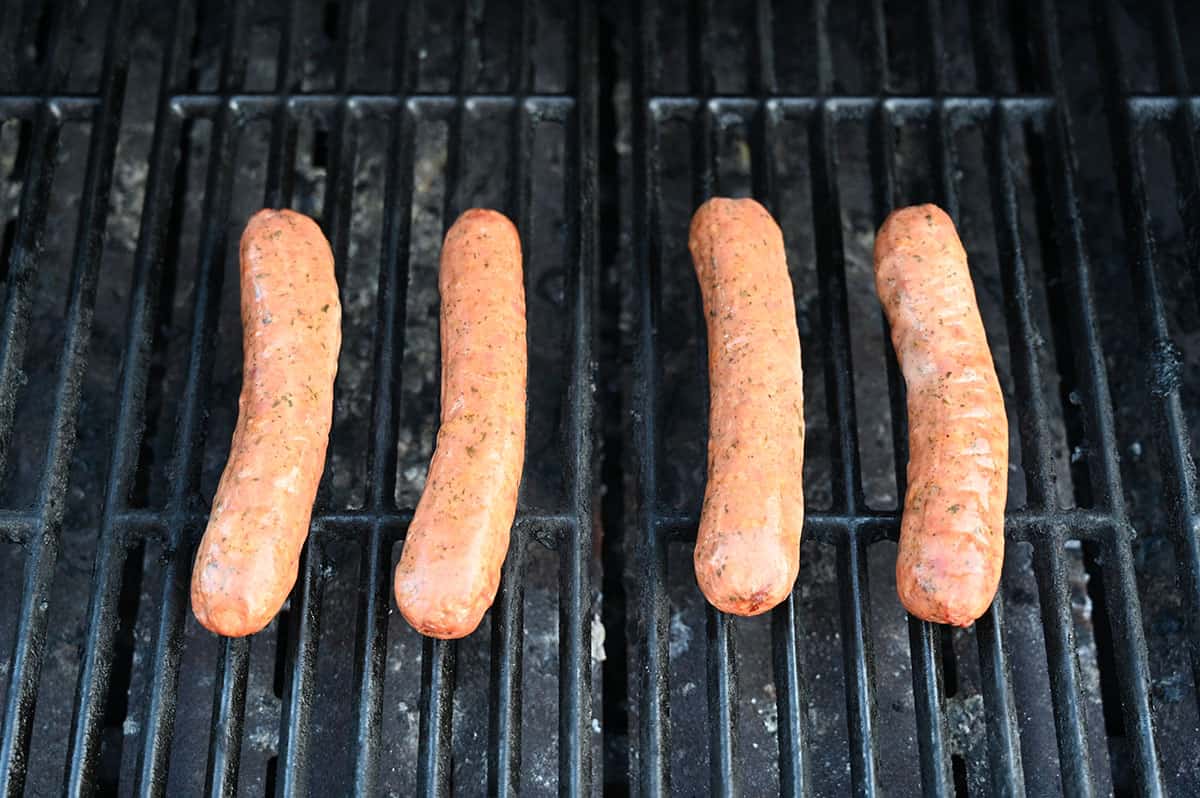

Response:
(191, 209), (341, 637)
(689, 197), (805, 616)
(394, 209), (527, 639)
(874, 204), (1008, 627)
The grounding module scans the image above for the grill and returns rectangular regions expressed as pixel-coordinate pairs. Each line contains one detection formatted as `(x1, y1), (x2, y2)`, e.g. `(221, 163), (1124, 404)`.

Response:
(0, 0), (1197, 795)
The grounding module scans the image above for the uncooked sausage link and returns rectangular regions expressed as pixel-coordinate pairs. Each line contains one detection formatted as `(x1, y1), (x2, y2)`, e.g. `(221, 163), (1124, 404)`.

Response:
(191, 209), (342, 637)
(689, 197), (806, 617)
(874, 204), (1008, 627)
(393, 209), (527, 639)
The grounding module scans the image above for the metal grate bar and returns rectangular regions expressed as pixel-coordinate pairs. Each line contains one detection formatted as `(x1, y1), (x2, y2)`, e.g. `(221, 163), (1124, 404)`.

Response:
(204, 636), (251, 798)
(753, 0), (777, 95)
(1036, 2), (1164, 793)
(559, 3), (598, 791)
(350, 59), (417, 794)
(263, 0), (299, 211)
(908, 621), (951, 796)
(1032, 532), (1094, 795)
(633, 0), (672, 792)
(1097, 0), (1200, 702)
(705, 607), (739, 797)
(809, 99), (882, 796)
(488, 543), (526, 798)
(275, 545), (324, 797)
(973, 599), (1025, 796)
(770, 596), (808, 797)
(0, 2), (113, 792)
(416, 637), (456, 796)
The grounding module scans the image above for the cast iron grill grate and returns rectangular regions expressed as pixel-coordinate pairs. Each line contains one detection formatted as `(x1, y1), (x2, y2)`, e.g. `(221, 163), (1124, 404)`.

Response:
(0, 0), (1198, 796)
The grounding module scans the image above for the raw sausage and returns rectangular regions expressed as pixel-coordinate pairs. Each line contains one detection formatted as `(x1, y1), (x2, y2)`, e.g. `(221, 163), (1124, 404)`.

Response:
(874, 204), (1007, 627)
(689, 197), (805, 616)
(191, 209), (341, 637)
(394, 209), (526, 639)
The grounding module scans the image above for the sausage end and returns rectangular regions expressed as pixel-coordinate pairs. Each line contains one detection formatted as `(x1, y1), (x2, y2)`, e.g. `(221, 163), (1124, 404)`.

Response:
(896, 554), (1000, 627)
(694, 537), (798, 617)
(394, 568), (491, 640)
(190, 562), (284, 637)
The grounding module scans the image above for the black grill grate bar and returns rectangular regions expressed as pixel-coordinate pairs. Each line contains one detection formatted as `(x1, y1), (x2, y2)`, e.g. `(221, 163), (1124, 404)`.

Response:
(753, 0), (778, 95)
(262, 0), (300, 211)
(107, 509), (576, 542)
(656, 509), (1124, 545)
(559, 3), (598, 791)
(989, 105), (1058, 507)
(705, 608), (739, 796)
(974, 600), (1025, 796)
(809, 101), (882, 796)
(1032, 533), (1095, 795)
(350, 47), (417, 793)
(770, 597), (808, 797)
(1152, 0), (1193, 96)
(488, 543), (527, 798)
(204, 636), (251, 798)
(0, 97), (100, 118)
(276, 545), (324, 798)
(909, 621), (951, 796)
(632, 0), (671, 792)
(417, 637), (455, 796)
(0, 3), (116, 793)
(1097, 0), (1200, 705)
(1036, 1), (1164, 792)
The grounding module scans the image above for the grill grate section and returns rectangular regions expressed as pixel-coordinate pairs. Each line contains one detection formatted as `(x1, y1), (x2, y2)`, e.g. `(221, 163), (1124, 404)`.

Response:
(621, 0), (1196, 795)
(0, 0), (596, 795)
(0, 0), (1198, 796)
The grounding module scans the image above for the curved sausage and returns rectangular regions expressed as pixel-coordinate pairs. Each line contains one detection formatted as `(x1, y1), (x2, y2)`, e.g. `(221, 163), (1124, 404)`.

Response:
(394, 209), (526, 639)
(874, 204), (1008, 627)
(191, 209), (341, 637)
(689, 197), (805, 616)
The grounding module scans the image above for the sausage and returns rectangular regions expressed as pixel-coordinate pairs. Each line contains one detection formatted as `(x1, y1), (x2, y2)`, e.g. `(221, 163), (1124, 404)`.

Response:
(874, 204), (1008, 627)
(394, 209), (526, 639)
(191, 209), (342, 637)
(688, 198), (805, 616)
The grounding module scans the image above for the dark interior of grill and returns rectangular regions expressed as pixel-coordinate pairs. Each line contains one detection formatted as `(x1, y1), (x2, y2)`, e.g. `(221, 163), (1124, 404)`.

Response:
(1, 0), (1199, 795)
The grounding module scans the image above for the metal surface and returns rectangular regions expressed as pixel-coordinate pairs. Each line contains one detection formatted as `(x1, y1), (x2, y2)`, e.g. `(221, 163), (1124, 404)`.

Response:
(0, 0), (1197, 796)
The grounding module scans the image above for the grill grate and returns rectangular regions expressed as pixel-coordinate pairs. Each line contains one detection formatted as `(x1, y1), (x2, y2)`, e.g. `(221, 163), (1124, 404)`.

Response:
(0, 0), (596, 795)
(0, 0), (1198, 796)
